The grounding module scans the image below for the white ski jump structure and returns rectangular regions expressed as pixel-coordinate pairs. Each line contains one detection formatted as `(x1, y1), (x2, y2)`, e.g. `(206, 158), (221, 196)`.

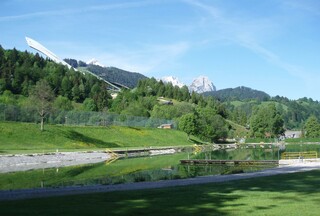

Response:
(25, 37), (124, 91)
(25, 37), (73, 69)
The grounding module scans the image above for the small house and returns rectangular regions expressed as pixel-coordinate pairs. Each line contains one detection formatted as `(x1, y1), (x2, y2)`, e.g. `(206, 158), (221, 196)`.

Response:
(158, 124), (173, 129)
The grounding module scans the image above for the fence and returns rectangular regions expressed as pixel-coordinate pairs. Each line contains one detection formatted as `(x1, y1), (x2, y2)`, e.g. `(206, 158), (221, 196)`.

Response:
(0, 104), (176, 128)
(281, 151), (318, 159)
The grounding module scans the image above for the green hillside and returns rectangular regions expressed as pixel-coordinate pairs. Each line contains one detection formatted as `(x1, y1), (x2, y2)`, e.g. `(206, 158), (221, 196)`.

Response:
(85, 65), (147, 89)
(204, 86), (270, 101)
(226, 97), (320, 130)
(64, 58), (147, 89)
(0, 122), (194, 153)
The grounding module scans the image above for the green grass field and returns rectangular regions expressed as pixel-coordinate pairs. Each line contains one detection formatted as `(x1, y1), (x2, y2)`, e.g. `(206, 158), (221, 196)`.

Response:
(1, 170), (319, 215)
(0, 121), (195, 153)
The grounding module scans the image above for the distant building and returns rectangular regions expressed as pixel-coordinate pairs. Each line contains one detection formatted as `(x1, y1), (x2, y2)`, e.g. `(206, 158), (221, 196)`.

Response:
(157, 97), (173, 105)
(158, 124), (173, 129)
(162, 100), (173, 105)
(111, 93), (118, 99)
(284, 130), (302, 139)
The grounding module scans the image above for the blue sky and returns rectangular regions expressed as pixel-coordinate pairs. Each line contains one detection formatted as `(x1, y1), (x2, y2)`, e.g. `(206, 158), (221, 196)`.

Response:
(1, 0), (320, 100)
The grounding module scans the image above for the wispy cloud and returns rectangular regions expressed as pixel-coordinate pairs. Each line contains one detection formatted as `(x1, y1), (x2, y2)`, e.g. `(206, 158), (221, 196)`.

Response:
(283, 0), (320, 16)
(0, 0), (153, 22)
(239, 38), (308, 80)
(183, 0), (312, 83)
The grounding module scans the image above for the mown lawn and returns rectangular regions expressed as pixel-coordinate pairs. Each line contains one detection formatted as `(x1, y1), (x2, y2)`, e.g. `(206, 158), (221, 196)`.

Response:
(0, 121), (195, 153)
(1, 170), (320, 215)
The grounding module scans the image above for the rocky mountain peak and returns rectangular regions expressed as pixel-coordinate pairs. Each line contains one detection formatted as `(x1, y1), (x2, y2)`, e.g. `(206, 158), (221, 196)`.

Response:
(189, 76), (216, 93)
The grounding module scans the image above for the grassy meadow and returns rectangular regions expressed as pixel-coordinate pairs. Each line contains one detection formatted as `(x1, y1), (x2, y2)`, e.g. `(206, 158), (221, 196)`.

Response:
(1, 122), (320, 216)
(1, 170), (319, 215)
(0, 121), (194, 153)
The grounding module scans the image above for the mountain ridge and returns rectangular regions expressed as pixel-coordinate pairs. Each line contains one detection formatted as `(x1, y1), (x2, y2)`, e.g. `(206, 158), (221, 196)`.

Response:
(86, 65), (147, 89)
(204, 86), (270, 101)
(64, 58), (147, 89)
(160, 76), (185, 88)
(161, 75), (216, 94)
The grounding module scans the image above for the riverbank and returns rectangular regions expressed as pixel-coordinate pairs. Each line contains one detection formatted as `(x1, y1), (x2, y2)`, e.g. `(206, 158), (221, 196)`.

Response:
(0, 147), (181, 173)
(0, 151), (111, 173)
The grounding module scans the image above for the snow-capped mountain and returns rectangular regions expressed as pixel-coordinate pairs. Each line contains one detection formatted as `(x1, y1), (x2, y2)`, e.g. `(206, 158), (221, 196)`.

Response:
(160, 76), (185, 88)
(189, 76), (216, 93)
(86, 58), (105, 67)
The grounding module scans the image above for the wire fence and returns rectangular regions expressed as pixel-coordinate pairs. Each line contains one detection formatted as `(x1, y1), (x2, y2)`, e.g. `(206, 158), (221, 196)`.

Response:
(0, 104), (176, 128)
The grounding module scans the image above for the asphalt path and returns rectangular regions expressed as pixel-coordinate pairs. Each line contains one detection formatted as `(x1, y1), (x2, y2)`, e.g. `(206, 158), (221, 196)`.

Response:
(1, 162), (320, 201)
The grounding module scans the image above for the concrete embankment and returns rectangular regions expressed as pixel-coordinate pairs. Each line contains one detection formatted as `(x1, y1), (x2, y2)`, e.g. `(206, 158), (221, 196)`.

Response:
(0, 151), (111, 173)
(279, 158), (320, 166)
(114, 147), (179, 157)
(0, 147), (180, 173)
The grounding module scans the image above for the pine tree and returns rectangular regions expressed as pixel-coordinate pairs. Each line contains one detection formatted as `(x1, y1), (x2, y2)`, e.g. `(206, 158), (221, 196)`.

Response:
(304, 116), (320, 138)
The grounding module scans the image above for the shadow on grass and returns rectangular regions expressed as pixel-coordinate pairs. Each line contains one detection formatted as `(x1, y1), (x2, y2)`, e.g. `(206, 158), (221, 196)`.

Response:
(104, 170), (320, 215)
(128, 126), (142, 131)
(0, 186), (243, 216)
(2, 170), (320, 215)
(65, 164), (97, 177)
(63, 130), (120, 148)
(189, 138), (207, 145)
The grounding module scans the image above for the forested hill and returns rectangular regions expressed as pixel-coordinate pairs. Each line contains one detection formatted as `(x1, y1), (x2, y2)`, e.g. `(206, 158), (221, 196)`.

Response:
(64, 58), (147, 89)
(0, 46), (111, 111)
(85, 65), (147, 89)
(2, 45), (320, 135)
(202, 86), (320, 130)
(204, 86), (270, 102)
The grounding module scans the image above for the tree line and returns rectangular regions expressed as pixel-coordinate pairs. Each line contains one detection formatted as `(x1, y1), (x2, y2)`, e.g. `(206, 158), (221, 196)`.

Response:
(0, 46), (111, 112)
(1, 46), (320, 141)
(225, 96), (320, 131)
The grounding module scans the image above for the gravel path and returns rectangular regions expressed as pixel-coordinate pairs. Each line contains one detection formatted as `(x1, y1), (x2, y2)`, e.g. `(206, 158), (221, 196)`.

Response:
(0, 152), (111, 173)
(1, 160), (320, 201)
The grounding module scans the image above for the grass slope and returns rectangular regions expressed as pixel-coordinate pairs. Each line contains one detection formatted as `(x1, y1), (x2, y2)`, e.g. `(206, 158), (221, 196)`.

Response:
(1, 170), (319, 215)
(226, 119), (248, 138)
(0, 122), (192, 153)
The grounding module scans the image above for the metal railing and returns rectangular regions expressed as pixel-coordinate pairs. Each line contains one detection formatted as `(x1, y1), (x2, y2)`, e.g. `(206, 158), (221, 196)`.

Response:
(0, 103), (176, 128)
(281, 151), (318, 159)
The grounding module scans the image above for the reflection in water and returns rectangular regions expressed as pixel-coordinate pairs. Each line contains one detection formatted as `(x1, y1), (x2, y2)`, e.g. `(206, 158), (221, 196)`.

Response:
(0, 148), (280, 190)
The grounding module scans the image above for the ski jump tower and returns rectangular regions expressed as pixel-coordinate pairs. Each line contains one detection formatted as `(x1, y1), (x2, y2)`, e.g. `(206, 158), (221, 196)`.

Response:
(25, 37), (123, 92)
(25, 37), (73, 69)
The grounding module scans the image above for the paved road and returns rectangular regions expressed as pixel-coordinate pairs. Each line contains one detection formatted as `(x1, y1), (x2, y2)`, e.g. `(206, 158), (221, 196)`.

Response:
(1, 162), (320, 201)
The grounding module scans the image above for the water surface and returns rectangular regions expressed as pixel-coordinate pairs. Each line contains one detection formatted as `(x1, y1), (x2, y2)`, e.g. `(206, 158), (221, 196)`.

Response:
(0, 148), (280, 190)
